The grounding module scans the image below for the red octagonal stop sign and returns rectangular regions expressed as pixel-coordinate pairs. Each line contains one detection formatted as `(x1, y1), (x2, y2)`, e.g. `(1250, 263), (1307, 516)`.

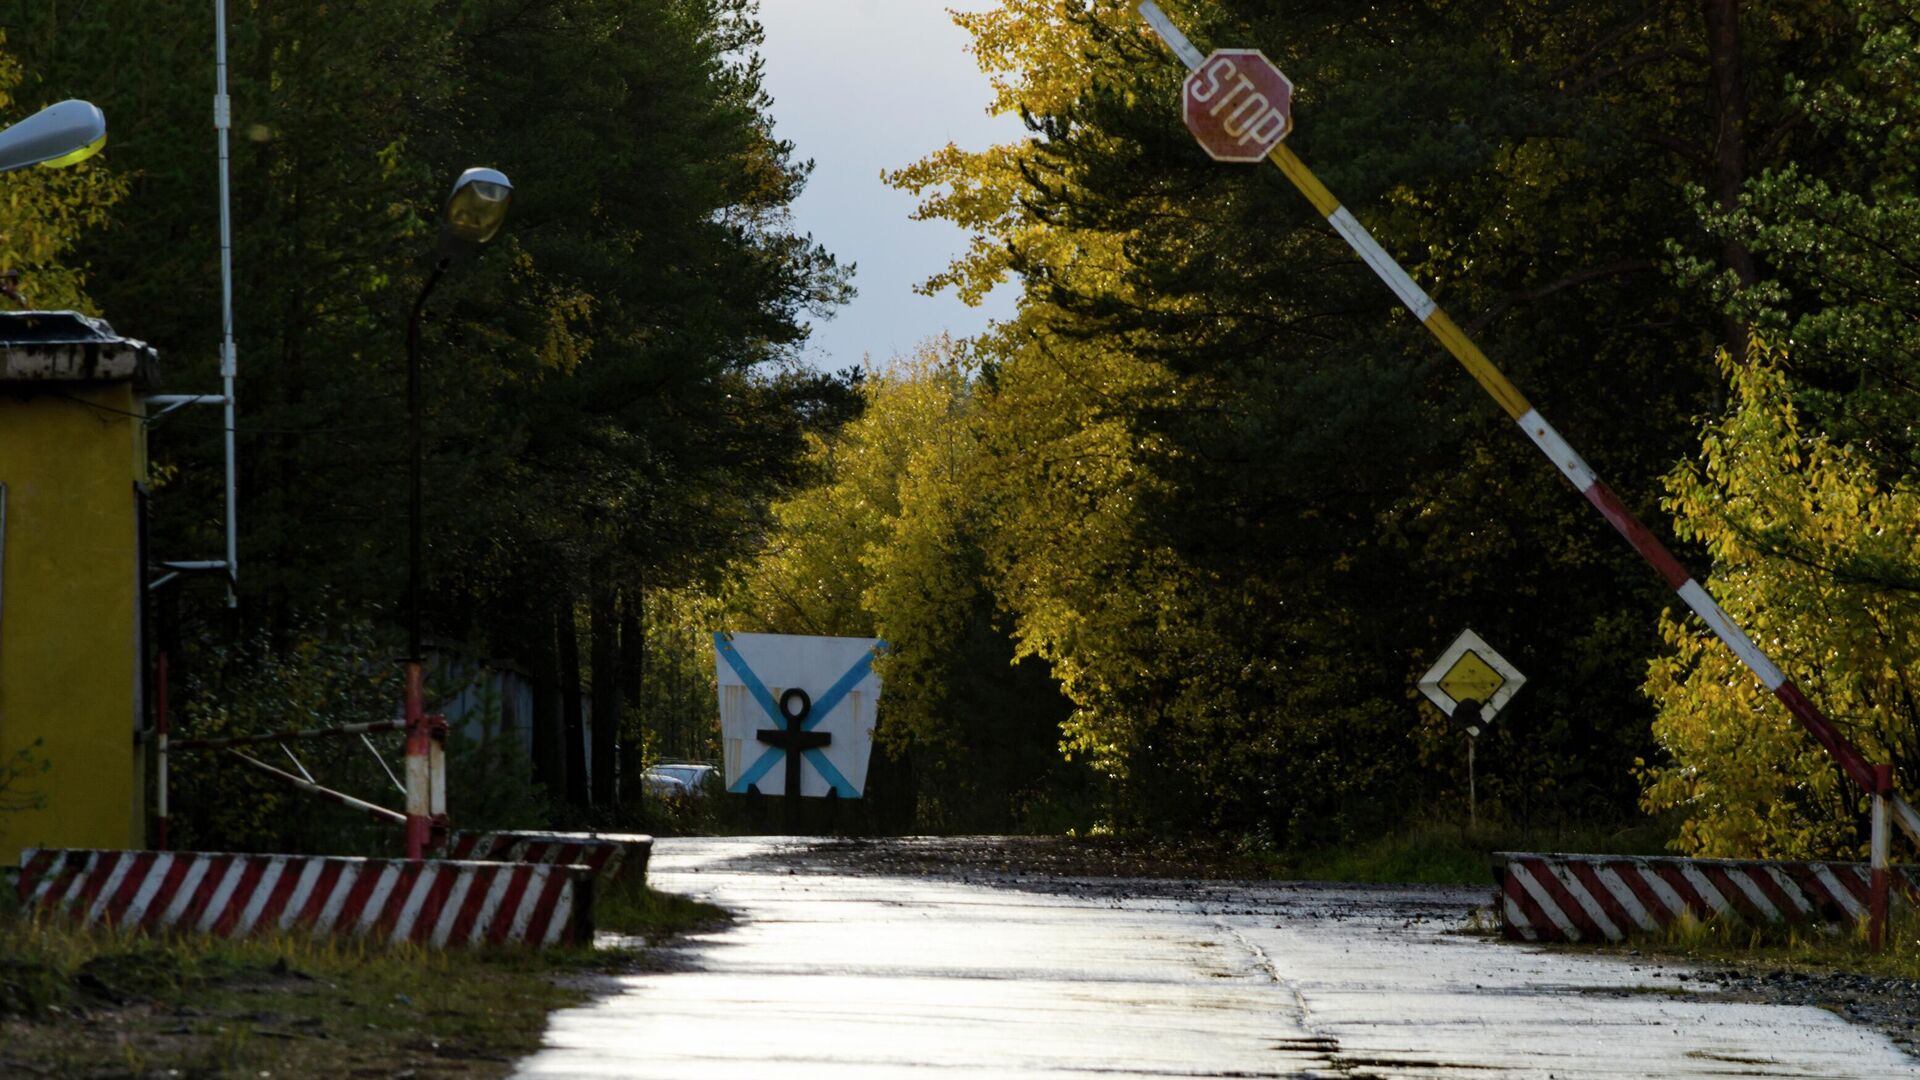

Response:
(1182, 49), (1294, 162)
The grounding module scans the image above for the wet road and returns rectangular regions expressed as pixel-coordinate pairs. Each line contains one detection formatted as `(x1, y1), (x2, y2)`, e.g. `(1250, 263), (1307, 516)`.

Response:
(515, 837), (1916, 1078)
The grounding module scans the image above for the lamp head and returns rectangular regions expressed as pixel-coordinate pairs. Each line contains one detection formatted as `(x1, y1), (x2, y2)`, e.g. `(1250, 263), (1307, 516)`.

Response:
(439, 167), (512, 254)
(0, 100), (106, 173)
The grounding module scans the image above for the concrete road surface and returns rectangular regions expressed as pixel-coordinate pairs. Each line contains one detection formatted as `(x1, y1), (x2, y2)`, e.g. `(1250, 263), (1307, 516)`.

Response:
(515, 836), (1917, 1079)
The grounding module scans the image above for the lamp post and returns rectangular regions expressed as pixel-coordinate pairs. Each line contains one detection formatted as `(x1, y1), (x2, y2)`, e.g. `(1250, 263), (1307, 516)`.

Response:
(403, 167), (512, 859)
(0, 99), (106, 172)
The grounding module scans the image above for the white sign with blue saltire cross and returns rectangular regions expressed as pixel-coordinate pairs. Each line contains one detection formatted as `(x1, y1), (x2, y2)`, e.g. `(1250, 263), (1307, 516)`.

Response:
(713, 632), (886, 798)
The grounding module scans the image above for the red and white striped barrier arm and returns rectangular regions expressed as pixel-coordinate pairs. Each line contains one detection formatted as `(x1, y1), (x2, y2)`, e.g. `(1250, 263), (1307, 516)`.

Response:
(1136, 2), (1917, 843)
(1496, 852), (1920, 943)
(442, 831), (651, 885)
(18, 849), (594, 947)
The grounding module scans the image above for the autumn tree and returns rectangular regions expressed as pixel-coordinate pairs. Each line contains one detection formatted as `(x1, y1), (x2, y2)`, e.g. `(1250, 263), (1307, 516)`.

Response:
(1644, 343), (1919, 858)
(889, 0), (1877, 840)
(3, 0), (857, 814)
(0, 38), (124, 311)
(738, 339), (1082, 830)
(1644, 0), (1920, 854)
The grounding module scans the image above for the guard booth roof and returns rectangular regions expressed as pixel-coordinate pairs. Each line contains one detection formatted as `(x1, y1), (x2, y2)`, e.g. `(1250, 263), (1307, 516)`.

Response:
(0, 310), (160, 388)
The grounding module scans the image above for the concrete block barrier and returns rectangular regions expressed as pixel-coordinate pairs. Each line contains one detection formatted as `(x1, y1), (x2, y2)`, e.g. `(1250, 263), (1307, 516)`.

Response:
(17, 849), (594, 947)
(1495, 852), (1920, 943)
(443, 831), (651, 886)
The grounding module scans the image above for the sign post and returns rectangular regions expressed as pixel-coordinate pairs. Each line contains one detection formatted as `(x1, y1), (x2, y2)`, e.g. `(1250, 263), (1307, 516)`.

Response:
(1136, 0), (1920, 849)
(1419, 630), (1526, 824)
(1871, 763), (1892, 952)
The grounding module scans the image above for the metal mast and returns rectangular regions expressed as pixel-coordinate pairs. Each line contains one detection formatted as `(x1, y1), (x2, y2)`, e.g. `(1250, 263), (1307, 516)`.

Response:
(215, 0), (238, 598)
(152, 0), (239, 596)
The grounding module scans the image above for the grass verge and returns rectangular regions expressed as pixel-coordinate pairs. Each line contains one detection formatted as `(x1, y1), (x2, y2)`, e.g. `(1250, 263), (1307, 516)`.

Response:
(597, 879), (731, 942)
(0, 883), (728, 1079)
(1285, 818), (1676, 886)
(837, 820), (1676, 885)
(1604, 908), (1920, 980)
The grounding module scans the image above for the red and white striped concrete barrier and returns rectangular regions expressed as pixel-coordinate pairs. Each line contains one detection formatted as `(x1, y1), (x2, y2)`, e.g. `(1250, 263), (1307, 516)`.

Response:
(17, 849), (594, 947)
(442, 831), (651, 886)
(1496, 852), (1920, 943)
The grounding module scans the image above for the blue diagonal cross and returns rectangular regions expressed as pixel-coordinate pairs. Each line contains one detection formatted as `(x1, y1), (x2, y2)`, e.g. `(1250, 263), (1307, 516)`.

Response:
(716, 633), (885, 797)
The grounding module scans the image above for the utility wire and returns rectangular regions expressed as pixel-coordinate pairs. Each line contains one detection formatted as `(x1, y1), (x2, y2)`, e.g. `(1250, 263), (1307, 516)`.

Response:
(45, 389), (403, 437)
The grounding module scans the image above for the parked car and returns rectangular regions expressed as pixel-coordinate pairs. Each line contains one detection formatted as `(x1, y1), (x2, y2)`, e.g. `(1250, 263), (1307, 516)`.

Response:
(642, 763), (719, 800)
(641, 770), (689, 799)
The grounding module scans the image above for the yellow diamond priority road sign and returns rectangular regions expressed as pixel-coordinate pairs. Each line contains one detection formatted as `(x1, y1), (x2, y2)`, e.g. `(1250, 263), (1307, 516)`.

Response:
(1418, 629), (1525, 737)
(1439, 651), (1504, 704)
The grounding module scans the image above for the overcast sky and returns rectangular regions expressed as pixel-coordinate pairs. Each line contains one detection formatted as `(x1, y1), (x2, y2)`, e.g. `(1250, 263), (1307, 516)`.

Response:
(755, 0), (1025, 372)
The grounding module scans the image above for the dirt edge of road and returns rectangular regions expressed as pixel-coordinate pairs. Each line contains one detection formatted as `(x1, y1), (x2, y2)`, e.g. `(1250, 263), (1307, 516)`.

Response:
(0, 887), (731, 1079)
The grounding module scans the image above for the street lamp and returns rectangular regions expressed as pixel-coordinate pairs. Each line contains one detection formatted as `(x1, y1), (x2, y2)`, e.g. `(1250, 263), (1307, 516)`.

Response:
(0, 99), (106, 172)
(403, 167), (512, 859)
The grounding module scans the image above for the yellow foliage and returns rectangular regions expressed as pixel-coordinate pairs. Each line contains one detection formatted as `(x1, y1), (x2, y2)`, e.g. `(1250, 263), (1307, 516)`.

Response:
(0, 36), (125, 313)
(737, 338), (987, 753)
(882, 1), (1243, 786)
(886, 1), (1205, 310)
(970, 318), (1196, 777)
(1643, 340), (1917, 858)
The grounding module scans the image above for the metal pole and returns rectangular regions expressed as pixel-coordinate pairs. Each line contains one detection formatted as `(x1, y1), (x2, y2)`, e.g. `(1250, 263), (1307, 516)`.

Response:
(226, 748), (408, 826)
(406, 260), (447, 665)
(404, 662), (430, 857)
(1468, 736), (1476, 828)
(170, 716), (407, 751)
(362, 732), (407, 796)
(1871, 763), (1891, 952)
(145, 393), (228, 409)
(155, 649), (170, 850)
(403, 260), (446, 861)
(429, 714), (448, 851)
(1137, 0), (1920, 848)
(214, 0), (239, 602)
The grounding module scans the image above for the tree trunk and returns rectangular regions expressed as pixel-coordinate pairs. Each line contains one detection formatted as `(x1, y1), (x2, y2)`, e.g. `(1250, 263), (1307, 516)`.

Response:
(528, 597), (567, 798)
(559, 599), (589, 807)
(621, 589), (645, 701)
(589, 568), (620, 807)
(618, 589), (646, 785)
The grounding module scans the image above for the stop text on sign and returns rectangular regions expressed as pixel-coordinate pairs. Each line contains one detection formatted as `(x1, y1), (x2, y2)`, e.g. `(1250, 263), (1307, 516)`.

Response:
(1182, 49), (1294, 162)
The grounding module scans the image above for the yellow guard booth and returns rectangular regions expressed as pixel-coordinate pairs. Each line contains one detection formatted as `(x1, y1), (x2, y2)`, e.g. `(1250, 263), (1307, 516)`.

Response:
(0, 311), (158, 865)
